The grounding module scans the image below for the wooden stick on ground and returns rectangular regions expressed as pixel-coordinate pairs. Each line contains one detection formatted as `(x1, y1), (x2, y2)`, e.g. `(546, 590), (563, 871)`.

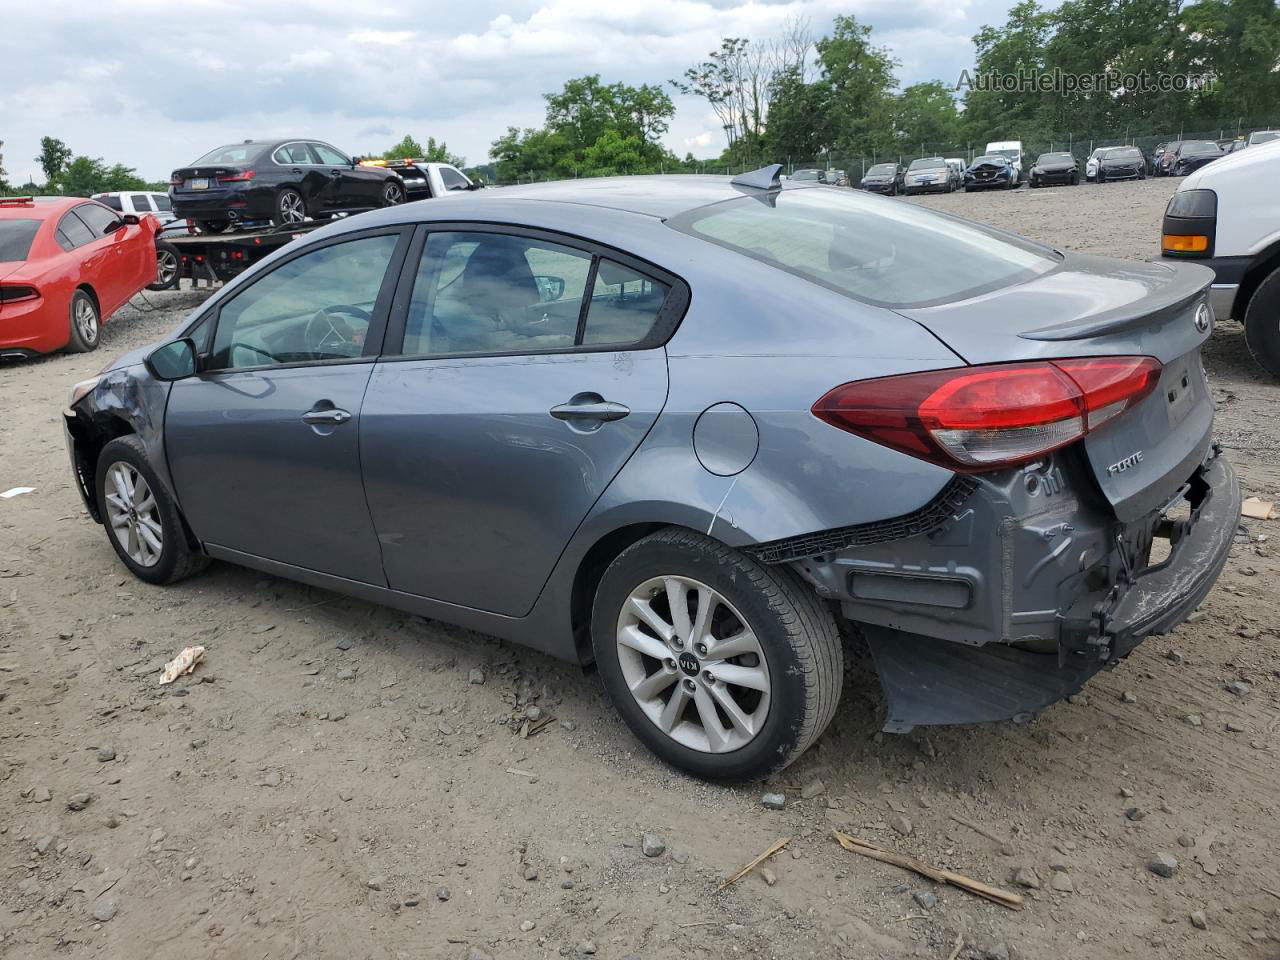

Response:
(832, 831), (1023, 910)
(718, 838), (790, 892)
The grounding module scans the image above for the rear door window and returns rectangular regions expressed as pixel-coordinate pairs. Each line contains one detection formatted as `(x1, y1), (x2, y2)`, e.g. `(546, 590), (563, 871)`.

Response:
(130, 194), (155, 212)
(582, 260), (670, 346)
(153, 194), (172, 212)
(671, 188), (1056, 308)
(56, 211), (96, 250)
(0, 220), (42, 262)
(274, 142), (317, 165)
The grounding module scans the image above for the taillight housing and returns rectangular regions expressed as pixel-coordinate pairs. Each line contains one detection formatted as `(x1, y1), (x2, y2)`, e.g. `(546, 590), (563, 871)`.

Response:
(169, 174), (183, 187)
(0, 285), (40, 304)
(812, 357), (1162, 472)
(217, 171), (254, 183)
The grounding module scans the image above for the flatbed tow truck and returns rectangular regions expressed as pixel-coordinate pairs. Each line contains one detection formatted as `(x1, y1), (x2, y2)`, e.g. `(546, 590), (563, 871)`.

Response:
(164, 219), (323, 287)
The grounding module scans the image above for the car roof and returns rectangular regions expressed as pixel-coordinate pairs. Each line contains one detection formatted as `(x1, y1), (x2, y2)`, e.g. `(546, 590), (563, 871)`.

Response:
(0, 196), (91, 219)
(476, 175), (825, 219)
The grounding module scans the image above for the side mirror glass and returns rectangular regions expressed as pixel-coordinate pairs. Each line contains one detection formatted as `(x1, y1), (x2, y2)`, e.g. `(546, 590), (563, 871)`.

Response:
(145, 338), (197, 381)
(533, 275), (566, 303)
(122, 214), (140, 226)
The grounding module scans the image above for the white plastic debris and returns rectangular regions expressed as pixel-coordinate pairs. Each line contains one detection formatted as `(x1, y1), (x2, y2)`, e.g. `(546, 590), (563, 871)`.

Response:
(0, 487), (35, 499)
(159, 646), (206, 684)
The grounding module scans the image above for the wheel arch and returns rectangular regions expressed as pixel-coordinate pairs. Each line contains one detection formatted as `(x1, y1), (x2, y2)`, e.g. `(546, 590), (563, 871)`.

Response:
(569, 521), (672, 661)
(1236, 241), (1280, 322)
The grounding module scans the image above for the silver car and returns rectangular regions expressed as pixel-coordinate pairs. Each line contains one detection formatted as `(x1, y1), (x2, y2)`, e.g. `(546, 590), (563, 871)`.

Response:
(64, 166), (1238, 781)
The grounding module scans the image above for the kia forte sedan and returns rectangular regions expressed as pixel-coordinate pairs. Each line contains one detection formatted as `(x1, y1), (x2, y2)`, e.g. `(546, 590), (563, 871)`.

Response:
(64, 167), (1238, 781)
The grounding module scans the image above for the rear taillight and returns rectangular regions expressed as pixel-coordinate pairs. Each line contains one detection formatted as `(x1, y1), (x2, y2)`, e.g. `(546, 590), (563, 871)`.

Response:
(169, 175), (183, 187)
(217, 171), (254, 183)
(0, 285), (40, 304)
(812, 357), (1161, 472)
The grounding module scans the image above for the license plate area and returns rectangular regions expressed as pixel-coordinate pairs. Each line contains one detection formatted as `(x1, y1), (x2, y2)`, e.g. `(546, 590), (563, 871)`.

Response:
(189, 178), (209, 190)
(1165, 363), (1195, 426)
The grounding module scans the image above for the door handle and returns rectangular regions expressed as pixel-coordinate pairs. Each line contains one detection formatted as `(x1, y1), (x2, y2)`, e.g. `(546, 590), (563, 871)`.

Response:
(302, 408), (352, 425)
(549, 399), (630, 422)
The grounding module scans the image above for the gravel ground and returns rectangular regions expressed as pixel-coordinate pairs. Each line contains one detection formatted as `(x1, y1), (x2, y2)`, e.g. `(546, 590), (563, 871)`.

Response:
(1, 178), (1278, 960)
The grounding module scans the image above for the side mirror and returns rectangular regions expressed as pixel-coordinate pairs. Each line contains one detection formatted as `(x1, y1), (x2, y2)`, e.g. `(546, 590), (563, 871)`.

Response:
(122, 214), (140, 226)
(466, 181), (484, 190)
(533, 275), (566, 302)
(145, 338), (197, 381)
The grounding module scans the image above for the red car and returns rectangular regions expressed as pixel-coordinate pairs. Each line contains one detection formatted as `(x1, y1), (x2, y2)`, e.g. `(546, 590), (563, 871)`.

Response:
(0, 196), (159, 359)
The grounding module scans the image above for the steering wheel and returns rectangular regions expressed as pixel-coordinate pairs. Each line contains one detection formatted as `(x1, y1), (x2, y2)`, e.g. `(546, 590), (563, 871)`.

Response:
(304, 305), (372, 360)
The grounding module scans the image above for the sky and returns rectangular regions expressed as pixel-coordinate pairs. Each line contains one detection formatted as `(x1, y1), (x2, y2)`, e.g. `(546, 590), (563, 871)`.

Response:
(0, 0), (1015, 183)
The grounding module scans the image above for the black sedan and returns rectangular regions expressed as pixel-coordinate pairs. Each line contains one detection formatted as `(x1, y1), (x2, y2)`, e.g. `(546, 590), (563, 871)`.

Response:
(963, 155), (1017, 191)
(859, 163), (904, 195)
(1166, 140), (1224, 177)
(1097, 146), (1147, 183)
(1029, 152), (1078, 187)
(169, 140), (406, 234)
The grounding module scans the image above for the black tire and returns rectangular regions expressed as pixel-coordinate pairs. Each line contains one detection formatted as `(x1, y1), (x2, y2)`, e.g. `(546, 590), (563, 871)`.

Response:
(147, 240), (181, 291)
(591, 528), (843, 781)
(380, 180), (405, 207)
(195, 220), (228, 235)
(1071, 173), (1079, 185)
(272, 188), (306, 226)
(94, 436), (208, 586)
(66, 289), (100, 353)
(1244, 266), (1280, 379)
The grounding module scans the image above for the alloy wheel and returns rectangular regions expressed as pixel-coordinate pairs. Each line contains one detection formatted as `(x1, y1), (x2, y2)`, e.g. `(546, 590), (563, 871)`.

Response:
(74, 297), (98, 345)
(615, 575), (771, 754)
(383, 183), (404, 205)
(156, 248), (178, 286)
(279, 191), (305, 223)
(104, 463), (163, 567)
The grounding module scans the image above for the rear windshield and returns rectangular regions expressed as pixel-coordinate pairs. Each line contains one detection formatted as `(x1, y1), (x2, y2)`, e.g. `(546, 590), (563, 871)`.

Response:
(190, 143), (268, 165)
(1105, 147), (1142, 160)
(670, 188), (1057, 308)
(1181, 141), (1221, 156)
(790, 169), (821, 181)
(866, 164), (896, 176)
(0, 220), (41, 262)
(908, 158), (947, 171)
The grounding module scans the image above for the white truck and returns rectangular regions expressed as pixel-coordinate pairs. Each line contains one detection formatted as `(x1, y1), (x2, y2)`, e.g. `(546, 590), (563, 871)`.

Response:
(359, 158), (477, 200)
(1161, 138), (1280, 376)
(985, 140), (1025, 183)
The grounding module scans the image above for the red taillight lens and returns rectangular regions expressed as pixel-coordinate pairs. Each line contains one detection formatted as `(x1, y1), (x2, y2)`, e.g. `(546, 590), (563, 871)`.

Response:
(217, 171), (254, 183)
(169, 175), (183, 187)
(0, 285), (40, 304)
(812, 357), (1161, 472)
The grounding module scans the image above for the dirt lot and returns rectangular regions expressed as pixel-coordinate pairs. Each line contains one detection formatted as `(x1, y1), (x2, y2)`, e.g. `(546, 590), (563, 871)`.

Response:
(1, 178), (1278, 960)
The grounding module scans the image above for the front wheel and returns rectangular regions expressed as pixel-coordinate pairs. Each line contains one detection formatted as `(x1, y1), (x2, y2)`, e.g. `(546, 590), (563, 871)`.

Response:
(147, 240), (181, 291)
(1245, 266), (1280, 378)
(273, 188), (306, 226)
(592, 528), (843, 781)
(95, 436), (208, 585)
(381, 180), (405, 207)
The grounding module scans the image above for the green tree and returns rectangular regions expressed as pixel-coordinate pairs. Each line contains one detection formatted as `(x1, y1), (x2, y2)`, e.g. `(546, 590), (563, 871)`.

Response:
(1179, 0), (1280, 125)
(961, 1), (1053, 141)
(894, 81), (962, 154)
(815, 15), (899, 157)
(55, 156), (147, 196)
(36, 136), (72, 184)
(383, 134), (465, 166)
(765, 66), (834, 161)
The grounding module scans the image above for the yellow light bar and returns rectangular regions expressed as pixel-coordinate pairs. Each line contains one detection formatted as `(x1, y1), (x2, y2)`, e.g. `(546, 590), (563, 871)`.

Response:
(1162, 234), (1208, 253)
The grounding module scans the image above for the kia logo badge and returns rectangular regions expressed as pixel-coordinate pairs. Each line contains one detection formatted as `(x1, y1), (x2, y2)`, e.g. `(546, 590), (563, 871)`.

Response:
(1194, 303), (1211, 334)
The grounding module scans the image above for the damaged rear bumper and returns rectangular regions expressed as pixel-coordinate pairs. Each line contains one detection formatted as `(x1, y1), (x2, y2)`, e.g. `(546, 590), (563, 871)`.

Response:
(868, 451), (1237, 731)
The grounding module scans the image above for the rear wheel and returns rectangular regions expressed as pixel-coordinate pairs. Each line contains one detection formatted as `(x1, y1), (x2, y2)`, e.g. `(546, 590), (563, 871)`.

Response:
(592, 528), (843, 781)
(381, 180), (405, 207)
(147, 240), (180, 291)
(273, 188), (306, 226)
(66, 290), (100, 353)
(195, 219), (228, 235)
(95, 436), (208, 585)
(1244, 266), (1280, 378)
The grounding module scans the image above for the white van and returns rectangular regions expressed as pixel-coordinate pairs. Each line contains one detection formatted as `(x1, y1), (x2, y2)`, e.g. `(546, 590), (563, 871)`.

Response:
(985, 141), (1024, 182)
(1161, 139), (1280, 376)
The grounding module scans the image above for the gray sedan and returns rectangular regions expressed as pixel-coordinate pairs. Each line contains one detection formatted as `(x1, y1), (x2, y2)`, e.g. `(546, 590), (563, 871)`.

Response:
(64, 166), (1238, 781)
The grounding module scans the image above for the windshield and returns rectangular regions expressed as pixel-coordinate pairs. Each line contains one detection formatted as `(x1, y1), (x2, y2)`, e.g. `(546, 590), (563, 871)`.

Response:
(972, 155), (1007, 166)
(1036, 153), (1073, 164)
(908, 159), (947, 171)
(1181, 141), (1221, 156)
(670, 188), (1057, 308)
(790, 169), (821, 181)
(1105, 148), (1142, 160)
(0, 219), (41, 262)
(865, 164), (896, 176)
(190, 143), (268, 166)
(1251, 131), (1280, 144)
(990, 149), (1020, 160)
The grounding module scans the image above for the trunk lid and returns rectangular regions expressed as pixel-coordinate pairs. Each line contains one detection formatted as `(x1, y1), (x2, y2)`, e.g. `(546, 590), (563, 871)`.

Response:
(898, 256), (1217, 521)
(171, 165), (248, 196)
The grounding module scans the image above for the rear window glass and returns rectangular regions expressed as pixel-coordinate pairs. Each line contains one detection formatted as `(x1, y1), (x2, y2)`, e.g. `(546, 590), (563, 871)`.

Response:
(0, 220), (41, 262)
(670, 188), (1057, 308)
(907, 159), (947, 171)
(1182, 141), (1221, 155)
(866, 164), (896, 176)
(191, 143), (268, 165)
(1105, 148), (1142, 160)
(1037, 153), (1073, 163)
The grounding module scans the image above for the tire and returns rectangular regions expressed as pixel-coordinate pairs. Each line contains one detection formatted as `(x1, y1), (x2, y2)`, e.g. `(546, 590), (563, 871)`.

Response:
(1071, 173), (1079, 185)
(147, 240), (181, 291)
(272, 188), (306, 226)
(66, 289), (100, 353)
(195, 220), (228, 235)
(1244, 267), (1280, 379)
(591, 528), (843, 781)
(94, 436), (209, 586)
(381, 180), (405, 207)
